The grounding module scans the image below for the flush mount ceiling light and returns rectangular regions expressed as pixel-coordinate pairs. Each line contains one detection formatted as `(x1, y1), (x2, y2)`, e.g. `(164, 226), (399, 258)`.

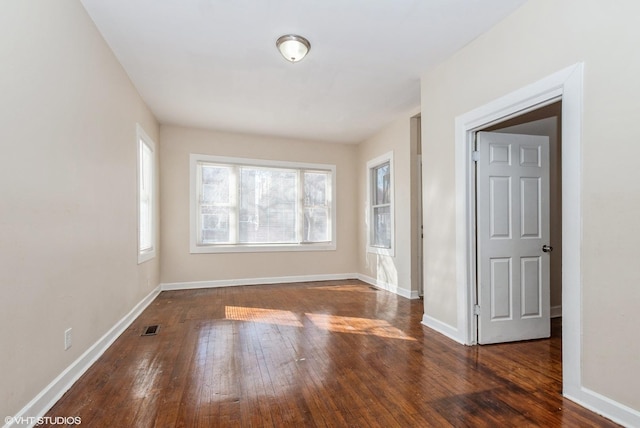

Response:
(276, 34), (311, 63)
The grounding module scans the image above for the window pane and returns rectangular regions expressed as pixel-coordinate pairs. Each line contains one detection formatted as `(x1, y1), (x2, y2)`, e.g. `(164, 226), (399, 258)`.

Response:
(372, 206), (391, 248)
(303, 172), (329, 242)
(201, 165), (230, 203)
(374, 163), (390, 205)
(139, 199), (151, 250)
(141, 143), (152, 192)
(201, 206), (230, 243)
(139, 140), (153, 252)
(304, 207), (329, 242)
(304, 172), (327, 206)
(239, 168), (297, 243)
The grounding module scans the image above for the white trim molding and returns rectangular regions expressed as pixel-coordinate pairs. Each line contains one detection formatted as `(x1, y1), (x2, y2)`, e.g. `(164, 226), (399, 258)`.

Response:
(453, 64), (581, 347)
(162, 273), (420, 300)
(4, 285), (161, 428)
(162, 273), (357, 291)
(453, 64), (582, 345)
(421, 314), (463, 344)
(567, 387), (640, 428)
(356, 273), (418, 299)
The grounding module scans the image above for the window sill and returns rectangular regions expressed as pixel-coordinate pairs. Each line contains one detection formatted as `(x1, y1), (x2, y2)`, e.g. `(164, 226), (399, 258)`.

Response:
(190, 242), (336, 254)
(366, 246), (395, 257)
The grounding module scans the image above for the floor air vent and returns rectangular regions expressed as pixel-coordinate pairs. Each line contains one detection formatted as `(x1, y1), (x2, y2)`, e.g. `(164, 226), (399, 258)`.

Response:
(141, 325), (159, 336)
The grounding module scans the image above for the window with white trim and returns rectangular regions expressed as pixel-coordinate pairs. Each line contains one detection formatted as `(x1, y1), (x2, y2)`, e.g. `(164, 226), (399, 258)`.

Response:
(137, 125), (156, 263)
(367, 152), (394, 256)
(190, 154), (336, 253)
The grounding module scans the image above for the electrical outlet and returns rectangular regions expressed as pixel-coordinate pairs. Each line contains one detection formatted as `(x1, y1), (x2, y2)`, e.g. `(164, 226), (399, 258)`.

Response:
(64, 328), (72, 350)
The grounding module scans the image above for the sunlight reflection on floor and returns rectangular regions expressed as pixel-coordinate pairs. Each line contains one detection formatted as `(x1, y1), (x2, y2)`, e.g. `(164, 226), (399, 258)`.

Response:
(305, 313), (415, 341)
(225, 306), (303, 327)
(224, 305), (414, 341)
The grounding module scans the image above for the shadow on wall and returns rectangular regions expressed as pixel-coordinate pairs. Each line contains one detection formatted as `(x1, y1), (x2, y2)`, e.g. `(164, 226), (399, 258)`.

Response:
(364, 251), (398, 288)
(363, 203), (398, 288)
(377, 255), (398, 287)
(423, 166), (458, 315)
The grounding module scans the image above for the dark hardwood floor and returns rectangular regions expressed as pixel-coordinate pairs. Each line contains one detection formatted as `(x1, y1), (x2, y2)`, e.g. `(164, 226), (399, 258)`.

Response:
(43, 280), (618, 427)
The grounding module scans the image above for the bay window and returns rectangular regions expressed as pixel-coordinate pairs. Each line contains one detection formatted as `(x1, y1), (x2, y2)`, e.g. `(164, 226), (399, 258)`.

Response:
(190, 154), (336, 253)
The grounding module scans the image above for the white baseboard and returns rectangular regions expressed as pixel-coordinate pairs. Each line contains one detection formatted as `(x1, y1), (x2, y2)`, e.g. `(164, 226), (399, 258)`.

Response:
(356, 274), (419, 299)
(161, 273), (357, 291)
(162, 273), (421, 300)
(565, 386), (640, 428)
(4, 285), (161, 428)
(421, 314), (465, 345)
(551, 305), (562, 318)
(422, 306), (562, 345)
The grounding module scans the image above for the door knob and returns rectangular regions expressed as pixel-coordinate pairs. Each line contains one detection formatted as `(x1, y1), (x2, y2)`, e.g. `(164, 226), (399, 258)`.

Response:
(542, 245), (553, 253)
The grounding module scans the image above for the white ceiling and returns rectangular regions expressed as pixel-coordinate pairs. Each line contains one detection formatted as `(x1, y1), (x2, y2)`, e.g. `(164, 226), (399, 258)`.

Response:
(81, 0), (526, 143)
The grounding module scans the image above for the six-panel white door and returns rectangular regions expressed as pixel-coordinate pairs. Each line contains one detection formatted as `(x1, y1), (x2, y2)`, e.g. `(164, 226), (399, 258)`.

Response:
(477, 131), (551, 344)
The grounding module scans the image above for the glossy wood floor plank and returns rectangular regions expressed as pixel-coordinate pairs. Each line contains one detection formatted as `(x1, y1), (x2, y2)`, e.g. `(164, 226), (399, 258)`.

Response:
(43, 280), (618, 427)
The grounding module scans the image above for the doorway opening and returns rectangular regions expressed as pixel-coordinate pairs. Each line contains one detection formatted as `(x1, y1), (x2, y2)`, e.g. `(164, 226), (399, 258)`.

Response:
(475, 101), (563, 343)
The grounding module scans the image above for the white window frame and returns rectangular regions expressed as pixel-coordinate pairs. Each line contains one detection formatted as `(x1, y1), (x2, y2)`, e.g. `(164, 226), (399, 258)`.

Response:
(137, 124), (156, 264)
(367, 151), (395, 256)
(190, 154), (337, 253)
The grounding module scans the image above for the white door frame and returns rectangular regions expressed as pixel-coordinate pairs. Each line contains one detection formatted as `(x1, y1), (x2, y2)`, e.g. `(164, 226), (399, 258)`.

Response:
(453, 63), (583, 399)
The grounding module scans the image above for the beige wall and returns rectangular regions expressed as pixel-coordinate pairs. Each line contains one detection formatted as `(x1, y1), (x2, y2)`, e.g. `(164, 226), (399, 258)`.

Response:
(421, 0), (640, 411)
(356, 111), (420, 297)
(0, 1), (159, 419)
(160, 125), (358, 284)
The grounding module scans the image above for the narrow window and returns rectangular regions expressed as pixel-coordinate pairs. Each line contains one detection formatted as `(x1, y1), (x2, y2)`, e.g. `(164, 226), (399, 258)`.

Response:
(367, 152), (394, 256)
(137, 125), (156, 263)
